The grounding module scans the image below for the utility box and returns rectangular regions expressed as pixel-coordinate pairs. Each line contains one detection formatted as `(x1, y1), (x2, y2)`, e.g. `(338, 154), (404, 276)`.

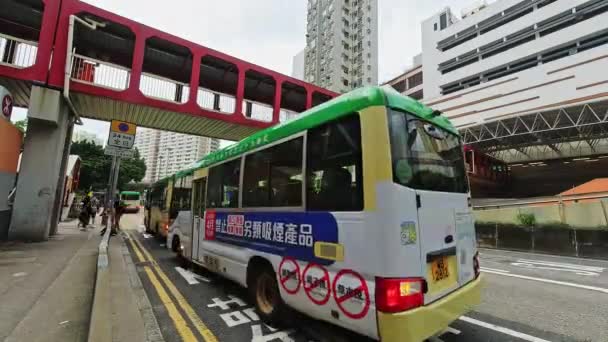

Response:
(27, 87), (62, 125)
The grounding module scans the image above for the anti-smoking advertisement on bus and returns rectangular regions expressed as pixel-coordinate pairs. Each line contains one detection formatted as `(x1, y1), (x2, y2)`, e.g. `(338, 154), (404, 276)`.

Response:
(204, 210), (338, 265)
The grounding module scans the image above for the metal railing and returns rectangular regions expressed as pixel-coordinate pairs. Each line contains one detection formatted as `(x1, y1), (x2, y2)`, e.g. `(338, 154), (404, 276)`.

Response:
(243, 100), (273, 122)
(197, 88), (235, 114)
(140, 73), (190, 104)
(71, 54), (131, 91)
(473, 191), (608, 210)
(0, 33), (38, 68)
(279, 109), (299, 123)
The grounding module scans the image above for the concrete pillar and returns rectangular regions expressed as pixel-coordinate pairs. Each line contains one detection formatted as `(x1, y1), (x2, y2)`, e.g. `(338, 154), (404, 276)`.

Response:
(8, 86), (72, 241)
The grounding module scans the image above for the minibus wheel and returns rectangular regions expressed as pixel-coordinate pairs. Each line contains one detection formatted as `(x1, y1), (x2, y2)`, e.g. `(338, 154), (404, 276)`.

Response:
(248, 260), (285, 323)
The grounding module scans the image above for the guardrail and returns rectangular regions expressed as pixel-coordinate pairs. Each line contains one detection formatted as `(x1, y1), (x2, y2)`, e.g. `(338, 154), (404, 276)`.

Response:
(140, 72), (190, 104)
(243, 99), (273, 122)
(87, 228), (112, 342)
(197, 88), (236, 114)
(71, 54), (130, 91)
(0, 33), (38, 68)
(279, 109), (298, 123)
(473, 192), (608, 210)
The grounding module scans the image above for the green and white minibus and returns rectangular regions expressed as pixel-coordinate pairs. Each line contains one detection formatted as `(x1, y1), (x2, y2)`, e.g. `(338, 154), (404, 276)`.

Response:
(157, 86), (481, 341)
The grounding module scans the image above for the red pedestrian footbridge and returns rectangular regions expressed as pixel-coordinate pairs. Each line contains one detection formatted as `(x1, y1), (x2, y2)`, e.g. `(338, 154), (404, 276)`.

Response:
(0, 0), (337, 139)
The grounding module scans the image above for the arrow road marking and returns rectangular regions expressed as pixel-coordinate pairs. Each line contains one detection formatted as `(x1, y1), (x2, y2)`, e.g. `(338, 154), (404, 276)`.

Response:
(175, 266), (211, 284)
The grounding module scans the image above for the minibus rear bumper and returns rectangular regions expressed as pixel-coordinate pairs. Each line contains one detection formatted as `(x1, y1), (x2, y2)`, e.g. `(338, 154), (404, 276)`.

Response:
(377, 276), (482, 342)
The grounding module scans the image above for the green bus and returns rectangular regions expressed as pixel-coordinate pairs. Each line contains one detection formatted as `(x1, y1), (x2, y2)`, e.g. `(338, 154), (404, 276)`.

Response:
(147, 86), (480, 341)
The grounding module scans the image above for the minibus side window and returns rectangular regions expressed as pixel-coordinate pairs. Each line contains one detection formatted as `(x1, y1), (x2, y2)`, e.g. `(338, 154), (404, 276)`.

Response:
(306, 114), (363, 211)
(243, 137), (304, 207)
(206, 159), (241, 208)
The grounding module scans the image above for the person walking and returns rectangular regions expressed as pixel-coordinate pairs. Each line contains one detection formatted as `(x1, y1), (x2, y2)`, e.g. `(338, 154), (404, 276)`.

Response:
(90, 194), (99, 225)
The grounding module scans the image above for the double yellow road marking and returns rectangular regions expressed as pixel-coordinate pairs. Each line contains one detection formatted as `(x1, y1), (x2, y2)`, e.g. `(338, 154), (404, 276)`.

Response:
(127, 232), (218, 342)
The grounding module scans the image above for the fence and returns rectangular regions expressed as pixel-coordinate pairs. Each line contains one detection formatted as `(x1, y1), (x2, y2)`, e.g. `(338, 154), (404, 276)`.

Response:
(474, 193), (608, 259)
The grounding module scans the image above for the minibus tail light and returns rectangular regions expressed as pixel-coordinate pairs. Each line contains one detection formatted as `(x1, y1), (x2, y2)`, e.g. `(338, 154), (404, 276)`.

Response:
(375, 277), (424, 313)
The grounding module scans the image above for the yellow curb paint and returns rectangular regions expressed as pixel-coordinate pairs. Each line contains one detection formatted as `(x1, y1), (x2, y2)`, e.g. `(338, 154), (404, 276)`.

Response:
(144, 266), (198, 342)
(130, 232), (219, 342)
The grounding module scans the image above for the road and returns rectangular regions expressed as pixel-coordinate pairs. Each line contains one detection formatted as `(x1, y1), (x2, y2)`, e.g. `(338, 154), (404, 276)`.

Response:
(120, 214), (608, 342)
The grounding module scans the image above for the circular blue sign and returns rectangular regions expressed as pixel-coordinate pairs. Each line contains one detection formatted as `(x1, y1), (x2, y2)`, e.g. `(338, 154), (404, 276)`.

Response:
(118, 123), (129, 132)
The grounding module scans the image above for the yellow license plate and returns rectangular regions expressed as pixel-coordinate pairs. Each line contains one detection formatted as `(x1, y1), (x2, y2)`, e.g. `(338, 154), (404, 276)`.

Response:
(203, 255), (220, 272)
(432, 256), (450, 282)
(426, 255), (458, 294)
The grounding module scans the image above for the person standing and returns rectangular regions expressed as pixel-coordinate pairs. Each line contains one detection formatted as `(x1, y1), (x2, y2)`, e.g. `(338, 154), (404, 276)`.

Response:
(90, 194), (99, 225)
(111, 193), (125, 236)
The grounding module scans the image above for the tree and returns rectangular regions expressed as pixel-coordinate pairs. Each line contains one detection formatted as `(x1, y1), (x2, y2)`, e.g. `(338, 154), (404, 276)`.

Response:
(70, 141), (147, 192)
(14, 119), (27, 133)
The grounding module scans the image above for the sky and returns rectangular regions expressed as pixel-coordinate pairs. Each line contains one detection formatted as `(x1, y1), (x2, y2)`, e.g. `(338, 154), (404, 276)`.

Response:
(12, 0), (473, 143)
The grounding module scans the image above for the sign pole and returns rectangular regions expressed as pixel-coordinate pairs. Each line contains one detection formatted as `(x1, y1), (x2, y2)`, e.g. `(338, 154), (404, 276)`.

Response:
(104, 156), (117, 231)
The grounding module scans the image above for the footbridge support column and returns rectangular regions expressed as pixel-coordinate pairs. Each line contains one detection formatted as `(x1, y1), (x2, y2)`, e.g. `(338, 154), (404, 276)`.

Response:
(8, 86), (74, 241)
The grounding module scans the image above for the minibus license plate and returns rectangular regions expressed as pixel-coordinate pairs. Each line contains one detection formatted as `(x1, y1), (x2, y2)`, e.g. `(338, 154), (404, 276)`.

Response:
(203, 255), (220, 272)
(432, 256), (450, 282)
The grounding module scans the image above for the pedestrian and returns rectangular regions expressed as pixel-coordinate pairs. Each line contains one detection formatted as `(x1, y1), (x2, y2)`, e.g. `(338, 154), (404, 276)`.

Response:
(112, 193), (125, 236)
(90, 195), (99, 225)
(79, 193), (92, 230)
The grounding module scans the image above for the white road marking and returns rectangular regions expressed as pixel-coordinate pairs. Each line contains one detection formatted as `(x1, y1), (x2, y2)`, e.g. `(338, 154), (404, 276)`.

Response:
(478, 248), (608, 264)
(511, 262), (599, 276)
(445, 327), (461, 335)
(514, 259), (604, 272)
(160, 244), (166, 247)
(142, 233), (152, 239)
(12, 272), (27, 277)
(480, 267), (510, 273)
(175, 266), (211, 284)
(59, 320), (69, 325)
(482, 269), (608, 294)
(460, 316), (551, 342)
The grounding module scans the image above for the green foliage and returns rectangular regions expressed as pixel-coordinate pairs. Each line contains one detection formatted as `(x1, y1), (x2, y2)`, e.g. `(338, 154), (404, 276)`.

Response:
(14, 119), (27, 132)
(122, 182), (150, 193)
(516, 212), (536, 226)
(70, 141), (147, 191)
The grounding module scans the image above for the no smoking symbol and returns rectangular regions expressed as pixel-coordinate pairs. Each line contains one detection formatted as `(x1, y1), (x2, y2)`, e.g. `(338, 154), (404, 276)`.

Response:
(332, 269), (370, 320)
(302, 263), (330, 305)
(278, 258), (301, 295)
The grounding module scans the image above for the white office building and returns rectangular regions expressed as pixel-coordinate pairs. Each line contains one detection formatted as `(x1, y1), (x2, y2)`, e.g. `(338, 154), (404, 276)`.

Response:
(135, 129), (220, 183)
(383, 53), (424, 100)
(303, 0), (378, 93)
(291, 49), (305, 80)
(420, 0), (608, 162)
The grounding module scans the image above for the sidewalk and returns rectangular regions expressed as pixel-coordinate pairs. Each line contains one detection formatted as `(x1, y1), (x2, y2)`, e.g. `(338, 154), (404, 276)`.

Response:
(0, 219), (164, 342)
(0, 221), (100, 342)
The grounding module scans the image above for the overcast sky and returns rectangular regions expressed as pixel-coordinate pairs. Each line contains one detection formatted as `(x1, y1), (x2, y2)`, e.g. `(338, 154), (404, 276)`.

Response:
(12, 0), (473, 141)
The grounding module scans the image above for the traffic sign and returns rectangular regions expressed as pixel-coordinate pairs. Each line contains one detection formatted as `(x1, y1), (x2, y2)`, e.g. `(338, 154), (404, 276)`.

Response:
(104, 145), (135, 158)
(110, 120), (137, 135)
(108, 120), (137, 149)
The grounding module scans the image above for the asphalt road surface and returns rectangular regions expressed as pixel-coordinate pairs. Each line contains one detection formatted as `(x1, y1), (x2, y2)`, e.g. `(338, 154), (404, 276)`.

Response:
(120, 213), (608, 342)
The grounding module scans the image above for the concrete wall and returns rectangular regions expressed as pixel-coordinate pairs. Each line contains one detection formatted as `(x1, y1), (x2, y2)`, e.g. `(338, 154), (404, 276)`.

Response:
(0, 118), (22, 240)
(474, 200), (608, 228)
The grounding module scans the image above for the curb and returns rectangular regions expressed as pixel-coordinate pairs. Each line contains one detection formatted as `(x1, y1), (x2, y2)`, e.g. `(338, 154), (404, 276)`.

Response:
(120, 233), (165, 342)
(87, 228), (112, 342)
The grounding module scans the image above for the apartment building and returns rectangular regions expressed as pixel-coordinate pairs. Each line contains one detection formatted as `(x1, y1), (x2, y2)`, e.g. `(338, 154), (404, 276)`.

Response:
(135, 129), (220, 183)
(303, 0), (378, 93)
